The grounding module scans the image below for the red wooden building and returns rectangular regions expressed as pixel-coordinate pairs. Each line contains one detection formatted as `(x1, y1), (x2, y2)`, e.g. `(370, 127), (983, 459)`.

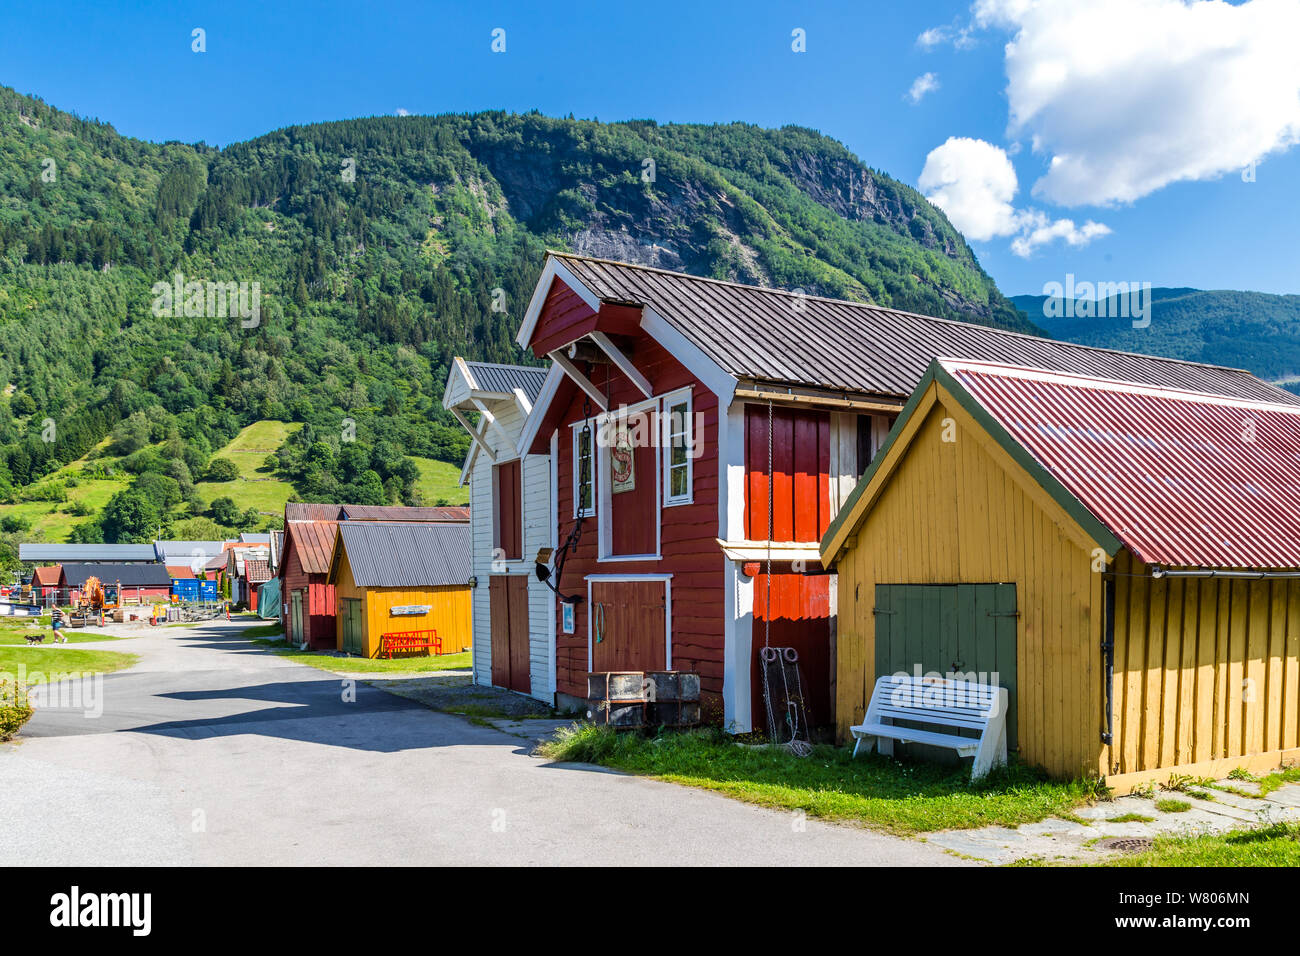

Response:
(280, 515), (339, 649)
(510, 252), (1296, 732)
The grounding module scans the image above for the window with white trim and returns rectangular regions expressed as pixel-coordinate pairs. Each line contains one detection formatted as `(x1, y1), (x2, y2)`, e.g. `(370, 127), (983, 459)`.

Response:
(663, 389), (693, 506)
(573, 421), (596, 517)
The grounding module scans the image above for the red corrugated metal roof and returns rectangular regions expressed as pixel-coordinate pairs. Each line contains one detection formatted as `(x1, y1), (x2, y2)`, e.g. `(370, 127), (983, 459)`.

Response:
(945, 359), (1300, 570)
(166, 565), (196, 579)
(286, 520), (338, 575)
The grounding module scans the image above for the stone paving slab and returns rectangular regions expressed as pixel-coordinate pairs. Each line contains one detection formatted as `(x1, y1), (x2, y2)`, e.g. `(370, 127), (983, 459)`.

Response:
(926, 778), (1300, 864)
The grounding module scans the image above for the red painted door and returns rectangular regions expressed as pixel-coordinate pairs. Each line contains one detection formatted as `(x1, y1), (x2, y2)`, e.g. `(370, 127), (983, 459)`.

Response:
(590, 580), (667, 673)
(750, 569), (832, 731)
(494, 460), (522, 561)
(489, 575), (531, 693)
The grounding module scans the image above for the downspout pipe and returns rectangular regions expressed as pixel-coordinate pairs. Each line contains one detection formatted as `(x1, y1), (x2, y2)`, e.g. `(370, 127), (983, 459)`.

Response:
(1101, 573), (1115, 747)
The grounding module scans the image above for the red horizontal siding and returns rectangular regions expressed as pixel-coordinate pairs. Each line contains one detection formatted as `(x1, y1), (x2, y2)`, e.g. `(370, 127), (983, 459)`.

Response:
(549, 327), (724, 714)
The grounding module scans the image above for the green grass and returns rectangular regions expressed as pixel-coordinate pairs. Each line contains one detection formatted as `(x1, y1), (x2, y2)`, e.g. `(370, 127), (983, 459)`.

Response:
(1101, 824), (1300, 866)
(1154, 798), (1191, 813)
(410, 456), (469, 506)
(0, 646), (139, 679)
(0, 630), (122, 644)
(1106, 812), (1155, 823)
(1254, 765), (1300, 797)
(0, 439), (131, 541)
(535, 724), (1106, 836)
(254, 640), (473, 674)
(194, 420), (301, 514)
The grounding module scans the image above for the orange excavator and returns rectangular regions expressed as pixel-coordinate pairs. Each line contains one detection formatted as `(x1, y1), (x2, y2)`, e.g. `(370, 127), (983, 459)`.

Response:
(70, 575), (115, 627)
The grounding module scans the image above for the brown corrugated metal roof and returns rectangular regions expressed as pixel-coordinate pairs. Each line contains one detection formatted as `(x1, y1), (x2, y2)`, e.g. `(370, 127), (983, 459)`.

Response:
(334, 521), (472, 588)
(285, 502), (346, 521)
(286, 520), (338, 575)
(550, 253), (1298, 405)
(946, 360), (1300, 569)
(32, 565), (60, 586)
(244, 558), (271, 584)
(339, 505), (470, 522)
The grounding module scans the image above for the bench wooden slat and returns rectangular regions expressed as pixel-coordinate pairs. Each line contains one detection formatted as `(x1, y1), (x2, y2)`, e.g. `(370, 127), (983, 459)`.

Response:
(850, 674), (1009, 781)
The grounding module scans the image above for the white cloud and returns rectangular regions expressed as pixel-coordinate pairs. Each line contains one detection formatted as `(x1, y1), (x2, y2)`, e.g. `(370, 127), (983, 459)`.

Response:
(1009, 211), (1112, 257)
(395, 108), (411, 117)
(919, 136), (1110, 256)
(973, 0), (1300, 206)
(916, 23), (975, 50)
(907, 73), (941, 104)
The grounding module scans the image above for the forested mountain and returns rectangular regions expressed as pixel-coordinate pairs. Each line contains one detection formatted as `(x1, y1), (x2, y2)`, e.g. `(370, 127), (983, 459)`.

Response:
(1013, 288), (1300, 390)
(0, 83), (1028, 552)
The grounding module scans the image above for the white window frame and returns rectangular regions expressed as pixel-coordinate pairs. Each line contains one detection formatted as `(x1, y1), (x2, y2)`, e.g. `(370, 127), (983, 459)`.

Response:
(661, 386), (694, 507)
(571, 418), (597, 518)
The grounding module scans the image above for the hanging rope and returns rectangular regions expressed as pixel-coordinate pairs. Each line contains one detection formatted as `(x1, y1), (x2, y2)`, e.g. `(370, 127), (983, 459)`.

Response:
(758, 398), (812, 756)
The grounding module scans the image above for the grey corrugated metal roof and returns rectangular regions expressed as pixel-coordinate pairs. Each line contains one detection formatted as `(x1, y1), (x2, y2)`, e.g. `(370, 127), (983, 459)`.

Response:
(335, 522), (471, 588)
(19, 543), (158, 562)
(551, 253), (1300, 405)
(464, 361), (548, 402)
(154, 540), (230, 563)
(61, 563), (174, 587)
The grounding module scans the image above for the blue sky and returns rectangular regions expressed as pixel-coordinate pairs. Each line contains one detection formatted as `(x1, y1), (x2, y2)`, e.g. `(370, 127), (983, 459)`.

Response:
(2, 0), (1297, 296)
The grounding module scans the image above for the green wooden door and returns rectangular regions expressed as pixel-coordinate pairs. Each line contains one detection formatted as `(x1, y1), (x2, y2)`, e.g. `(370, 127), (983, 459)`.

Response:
(341, 598), (363, 655)
(290, 591), (304, 644)
(874, 583), (1017, 749)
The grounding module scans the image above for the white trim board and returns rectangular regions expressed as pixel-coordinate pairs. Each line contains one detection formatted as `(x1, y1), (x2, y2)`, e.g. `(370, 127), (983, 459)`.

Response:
(517, 256), (603, 349)
(516, 363), (565, 459)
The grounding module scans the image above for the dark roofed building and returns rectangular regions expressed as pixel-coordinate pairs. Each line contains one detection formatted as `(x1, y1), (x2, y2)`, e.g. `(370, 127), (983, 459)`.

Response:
(59, 562), (173, 604)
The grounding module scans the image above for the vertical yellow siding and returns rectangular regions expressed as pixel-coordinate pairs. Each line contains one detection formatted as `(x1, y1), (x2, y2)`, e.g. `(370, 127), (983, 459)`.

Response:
(333, 545), (472, 659)
(835, 393), (1104, 779)
(360, 585), (472, 658)
(1109, 551), (1300, 777)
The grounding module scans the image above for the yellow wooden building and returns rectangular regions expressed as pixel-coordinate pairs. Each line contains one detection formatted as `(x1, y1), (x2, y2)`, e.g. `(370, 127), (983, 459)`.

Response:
(821, 358), (1300, 791)
(328, 521), (473, 659)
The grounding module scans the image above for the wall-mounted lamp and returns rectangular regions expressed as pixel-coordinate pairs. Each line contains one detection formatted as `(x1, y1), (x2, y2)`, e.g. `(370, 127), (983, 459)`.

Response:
(468, 575), (478, 589)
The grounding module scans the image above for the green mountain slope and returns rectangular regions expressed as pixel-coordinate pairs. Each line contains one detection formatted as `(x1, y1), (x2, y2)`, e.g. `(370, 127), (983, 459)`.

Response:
(0, 83), (1027, 552)
(1012, 289), (1300, 389)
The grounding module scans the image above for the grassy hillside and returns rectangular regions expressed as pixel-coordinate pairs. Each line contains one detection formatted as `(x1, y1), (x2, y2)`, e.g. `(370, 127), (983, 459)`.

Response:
(410, 456), (468, 507)
(1012, 288), (1300, 385)
(194, 421), (301, 515)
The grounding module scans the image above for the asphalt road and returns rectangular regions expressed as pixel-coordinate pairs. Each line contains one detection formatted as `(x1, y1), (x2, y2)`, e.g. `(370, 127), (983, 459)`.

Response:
(0, 619), (963, 866)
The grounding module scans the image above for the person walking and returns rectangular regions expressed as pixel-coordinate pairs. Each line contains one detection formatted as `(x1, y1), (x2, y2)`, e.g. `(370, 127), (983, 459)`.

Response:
(50, 605), (67, 644)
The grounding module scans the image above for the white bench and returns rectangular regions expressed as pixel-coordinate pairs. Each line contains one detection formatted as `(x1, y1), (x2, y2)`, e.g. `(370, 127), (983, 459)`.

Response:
(850, 674), (1009, 780)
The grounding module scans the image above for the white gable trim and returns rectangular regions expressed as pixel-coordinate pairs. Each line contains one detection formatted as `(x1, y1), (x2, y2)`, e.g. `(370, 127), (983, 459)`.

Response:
(516, 255), (603, 349)
(516, 364), (566, 459)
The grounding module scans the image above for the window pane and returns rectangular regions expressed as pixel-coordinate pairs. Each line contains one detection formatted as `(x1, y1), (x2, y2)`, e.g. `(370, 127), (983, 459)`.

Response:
(670, 464), (687, 498)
